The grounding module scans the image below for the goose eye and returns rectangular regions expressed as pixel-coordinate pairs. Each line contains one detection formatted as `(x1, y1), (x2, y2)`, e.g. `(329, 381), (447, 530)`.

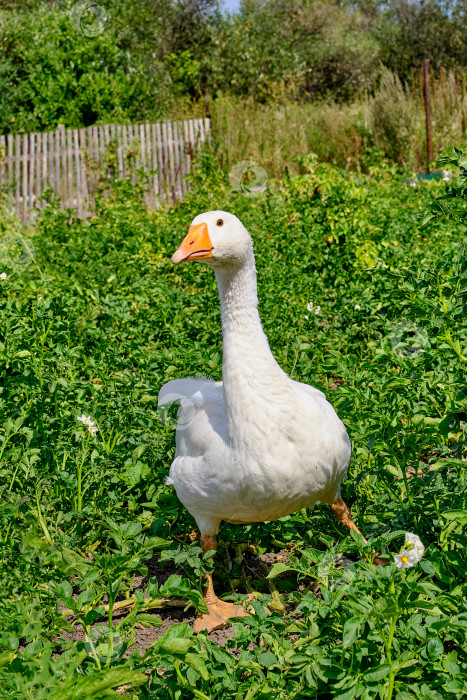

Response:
(216, 219), (224, 227)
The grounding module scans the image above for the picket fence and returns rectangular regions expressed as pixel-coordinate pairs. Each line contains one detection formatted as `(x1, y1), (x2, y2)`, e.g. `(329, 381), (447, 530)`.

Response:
(0, 118), (211, 221)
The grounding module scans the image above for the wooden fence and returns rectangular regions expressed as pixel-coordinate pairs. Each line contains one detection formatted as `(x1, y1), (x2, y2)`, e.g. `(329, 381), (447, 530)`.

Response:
(0, 118), (211, 222)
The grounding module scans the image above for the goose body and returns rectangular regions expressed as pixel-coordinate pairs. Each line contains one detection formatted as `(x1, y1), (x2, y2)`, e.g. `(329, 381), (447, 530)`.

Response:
(160, 373), (350, 533)
(159, 211), (358, 631)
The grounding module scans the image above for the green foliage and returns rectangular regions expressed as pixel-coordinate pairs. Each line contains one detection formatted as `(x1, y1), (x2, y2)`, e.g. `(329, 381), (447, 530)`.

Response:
(423, 147), (467, 225)
(1, 0), (466, 148)
(0, 156), (466, 697)
(376, 0), (467, 79)
(0, 1), (172, 133)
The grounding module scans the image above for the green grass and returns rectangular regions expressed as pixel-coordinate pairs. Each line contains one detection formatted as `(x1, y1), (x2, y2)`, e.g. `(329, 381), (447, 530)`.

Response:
(0, 153), (466, 699)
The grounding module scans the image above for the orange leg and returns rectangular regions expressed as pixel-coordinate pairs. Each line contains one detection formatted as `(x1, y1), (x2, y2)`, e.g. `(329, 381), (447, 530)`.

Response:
(193, 534), (251, 634)
(330, 498), (389, 565)
(330, 497), (367, 542)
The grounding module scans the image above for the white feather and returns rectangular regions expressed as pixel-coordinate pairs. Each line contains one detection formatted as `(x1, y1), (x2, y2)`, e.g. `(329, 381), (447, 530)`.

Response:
(158, 211), (351, 536)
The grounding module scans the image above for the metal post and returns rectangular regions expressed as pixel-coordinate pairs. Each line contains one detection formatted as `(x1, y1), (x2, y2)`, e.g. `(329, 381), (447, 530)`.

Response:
(423, 59), (433, 173)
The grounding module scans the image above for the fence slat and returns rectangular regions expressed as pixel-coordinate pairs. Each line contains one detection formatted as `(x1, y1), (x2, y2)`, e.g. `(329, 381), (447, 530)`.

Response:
(151, 124), (159, 201)
(47, 130), (53, 194)
(168, 120), (175, 201)
(156, 121), (164, 200)
(161, 121), (169, 200)
(103, 123), (110, 179)
(29, 133), (35, 217)
(66, 128), (73, 209)
(0, 135), (5, 189)
(35, 132), (41, 211)
(122, 124), (128, 179)
(116, 124), (123, 176)
(139, 123), (146, 172)
(14, 135), (20, 218)
(0, 118), (210, 221)
(125, 124), (132, 183)
(173, 121), (182, 200)
(144, 122), (152, 207)
(182, 120), (190, 196)
(59, 125), (66, 205)
(6, 134), (13, 200)
(55, 127), (62, 200)
(21, 134), (27, 221)
(79, 129), (87, 217)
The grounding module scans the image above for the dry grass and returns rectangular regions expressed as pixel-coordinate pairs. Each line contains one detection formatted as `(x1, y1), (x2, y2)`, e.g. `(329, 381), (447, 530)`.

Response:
(185, 69), (467, 177)
(210, 95), (366, 178)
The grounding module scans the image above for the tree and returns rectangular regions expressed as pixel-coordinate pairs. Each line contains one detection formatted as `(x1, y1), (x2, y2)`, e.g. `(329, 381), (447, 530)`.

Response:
(377, 0), (467, 77)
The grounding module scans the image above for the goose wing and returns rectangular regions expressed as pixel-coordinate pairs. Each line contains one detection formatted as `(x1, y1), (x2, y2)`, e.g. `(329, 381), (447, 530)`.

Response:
(158, 376), (227, 463)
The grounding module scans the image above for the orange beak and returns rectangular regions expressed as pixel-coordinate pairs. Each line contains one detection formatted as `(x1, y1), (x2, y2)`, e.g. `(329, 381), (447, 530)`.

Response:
(171, 222), (214, 264)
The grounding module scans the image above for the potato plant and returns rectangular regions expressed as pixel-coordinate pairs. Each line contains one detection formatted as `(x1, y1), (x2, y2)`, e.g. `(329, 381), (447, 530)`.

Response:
(0, 153), (466, 698)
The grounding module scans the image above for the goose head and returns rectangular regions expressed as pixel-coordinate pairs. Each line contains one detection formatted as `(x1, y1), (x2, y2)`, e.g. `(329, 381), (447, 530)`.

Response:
(171, 211), (252, 271)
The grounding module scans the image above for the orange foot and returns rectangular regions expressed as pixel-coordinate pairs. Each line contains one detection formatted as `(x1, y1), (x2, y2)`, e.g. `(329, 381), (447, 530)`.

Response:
(193, 597), (252, 634)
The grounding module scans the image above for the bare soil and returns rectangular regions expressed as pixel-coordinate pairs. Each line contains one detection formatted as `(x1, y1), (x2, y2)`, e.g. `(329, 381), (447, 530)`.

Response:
(59, 550), (292, 655)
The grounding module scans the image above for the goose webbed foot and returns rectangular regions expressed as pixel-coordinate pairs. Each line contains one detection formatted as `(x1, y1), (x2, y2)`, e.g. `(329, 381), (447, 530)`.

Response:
(193, 593), (251, 633)
(194, 534), (254, 633)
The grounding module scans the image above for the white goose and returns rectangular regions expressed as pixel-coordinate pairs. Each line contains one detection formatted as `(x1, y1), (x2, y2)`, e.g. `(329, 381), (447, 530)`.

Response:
(158, 211), (364, 632)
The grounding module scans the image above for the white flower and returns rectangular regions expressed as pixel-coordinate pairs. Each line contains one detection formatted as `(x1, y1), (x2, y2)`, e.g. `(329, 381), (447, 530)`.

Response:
(314, 306), (321, 315)
(307, 302), (314, 312)
(404, 532), (425, 561)
(394, 548), (418, 569)
(394, 533), (425, 569)
(354, 304), (361, 310)
(77, 414), (98, 436)
(0, 272), (7, 280)
(442, 169), (452, 182)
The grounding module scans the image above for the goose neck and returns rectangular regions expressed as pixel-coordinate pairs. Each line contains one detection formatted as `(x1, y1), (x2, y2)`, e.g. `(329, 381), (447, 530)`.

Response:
(215, 255), (264, 339)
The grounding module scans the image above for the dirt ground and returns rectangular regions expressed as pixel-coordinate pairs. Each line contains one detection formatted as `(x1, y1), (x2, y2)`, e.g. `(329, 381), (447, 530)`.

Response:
(60, 550), (292, 654)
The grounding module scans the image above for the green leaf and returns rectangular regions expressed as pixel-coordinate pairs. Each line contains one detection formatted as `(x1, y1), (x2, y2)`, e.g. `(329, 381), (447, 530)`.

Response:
(444, 660), (460, 675)
(132, 443), (148, 462)
(334, 681), (359, 700)
(143, 536), (172, 551)
(441, 510), (467, 526)
(364, 664), (390, 681)
(349, 527), (366, 546)
(122, 460), (144, 486)
(59, 668), (148, 699)
(159, 575), (208, 613)
(266, 562), (293, 579)
(159, 638), (192, 655)
(419, 559), (436, 576)
(257, 651), (277, 668)
(119, 521), (142, 538)
(421, 211), (438, 227)
(342, 616), (361, 648)
(135, 613), (163, 627)
(55, 580), (73, 600)
(427, 637), (444, 660)
(77, 588), (96, 608)
(162, 622), (193, 640)
(60, 547), (91, 577)
(184, 652), (210, 680)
